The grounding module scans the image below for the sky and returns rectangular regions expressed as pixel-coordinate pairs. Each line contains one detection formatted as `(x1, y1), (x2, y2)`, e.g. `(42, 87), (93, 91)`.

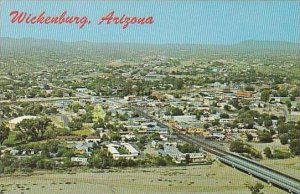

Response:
(0, 1), (299, 44)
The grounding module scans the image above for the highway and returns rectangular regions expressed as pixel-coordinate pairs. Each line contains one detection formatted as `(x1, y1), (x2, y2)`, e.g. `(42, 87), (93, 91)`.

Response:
(179, 134), (300, 194)
(132, 105), (300, 194)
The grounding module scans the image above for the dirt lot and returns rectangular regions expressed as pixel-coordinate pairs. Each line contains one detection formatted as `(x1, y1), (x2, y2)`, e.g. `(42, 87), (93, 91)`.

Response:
(0, 162), (284, 194)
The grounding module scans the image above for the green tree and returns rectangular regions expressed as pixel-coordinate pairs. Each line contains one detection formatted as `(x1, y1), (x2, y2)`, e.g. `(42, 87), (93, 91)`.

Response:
(263, 147), (272, 158)
(279, 133), (289, 145)
(68, 118), (83, 131)
(261, 89), (271, 102)
(220, 113), (229, 119)
(246, 182), (264, 194)
(246, 133), (254, 142)
(88, 149), (113, 169)
(224, 105), (231, 111)
(290, 139), (300, 155)
(15, 117), (52, 142)
(229, 140), (245, 153)
(257, 130), (273, 143)
(0, 122), (10, 145)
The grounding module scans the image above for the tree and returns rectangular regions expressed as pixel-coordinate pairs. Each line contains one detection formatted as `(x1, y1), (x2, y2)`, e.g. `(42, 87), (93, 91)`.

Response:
(257, 130), (273, 143)
(88, 149), (113, 169)
(263, 147), (272, 158)
(166, 107), (184, 116)
(110, 132), (121, 141)
(246, 133), (254, 142)
(220, 113), (229, 119)
(68, 118), (83, 131)
(286, 100), (292, 112)
(279, 133), (289, 145)
(224, 105), (231, 111)
(185, 154), (191, 164)
(245, 86), (255, 91)
(0, 122), (10, 145)
(177, 143), (199, 153)
(264, 119), (273, 128)
(246, 182), (264, 194)
(290, 139), (300, 155)
(229, 140), (245, 153)
(15, 117), (52, 142)
(261, 89), (271, 102)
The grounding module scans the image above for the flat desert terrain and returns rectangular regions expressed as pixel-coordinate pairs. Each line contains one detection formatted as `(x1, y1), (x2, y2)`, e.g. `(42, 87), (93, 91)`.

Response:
(0, 162), (284, 194)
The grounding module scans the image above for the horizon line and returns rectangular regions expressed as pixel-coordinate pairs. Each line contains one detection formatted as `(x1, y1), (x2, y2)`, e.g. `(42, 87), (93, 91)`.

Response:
(1, 37), (299, 46)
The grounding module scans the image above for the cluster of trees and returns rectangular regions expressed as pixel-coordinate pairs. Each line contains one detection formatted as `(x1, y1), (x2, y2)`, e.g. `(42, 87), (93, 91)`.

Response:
(246, 182), (264, 194)
(165, 107), (184, 116)
(257, 130), (273, 143)
(15, 117), (53, 142)
(177, 143), (200, 153)
(277, 122), (300, 155)
(0, 140), (75, 174)
(238, 108), (281, 129)
(263, 147), (292, 159)
(68, 118), (83, 131)
(88, 149), (175, 169)
(0, 103), (59, 120)
(0, 122), (10, 145)
(230, 140), (262, 159)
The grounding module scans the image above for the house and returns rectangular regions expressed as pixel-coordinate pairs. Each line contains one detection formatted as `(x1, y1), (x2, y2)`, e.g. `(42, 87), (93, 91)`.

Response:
(236, 91), (253, 98)
(212, 132), (225, 140)
(91, 96), (100, 104)
(85, 136), (101, 144)
(76, 87), (88, 93)
(188, 153), (207, 163)
(75, 142), (94, 155)
(160, 143), (186, 164)
(71, 157), (88, 165)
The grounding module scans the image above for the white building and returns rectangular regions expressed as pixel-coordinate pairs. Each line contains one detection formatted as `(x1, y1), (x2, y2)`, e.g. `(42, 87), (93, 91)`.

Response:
(71, 157), (88, 165)
(106, 143), (139, 160)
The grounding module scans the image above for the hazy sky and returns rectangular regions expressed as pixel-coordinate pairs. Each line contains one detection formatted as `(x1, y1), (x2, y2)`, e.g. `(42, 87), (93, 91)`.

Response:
(0, 1), (299, 44)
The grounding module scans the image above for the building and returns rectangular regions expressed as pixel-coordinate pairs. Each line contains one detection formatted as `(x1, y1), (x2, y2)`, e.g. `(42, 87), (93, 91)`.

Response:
(71, 157), (88, 165)
(76, 87), (88, 93)
(236, 91), (253, 98)
(85, 136), (101, 144)
(288, 112), (300, 122)
(106, 143), (139, 160)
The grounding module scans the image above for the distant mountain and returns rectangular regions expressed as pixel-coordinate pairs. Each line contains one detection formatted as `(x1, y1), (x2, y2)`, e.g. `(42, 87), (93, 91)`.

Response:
(0, 37), (299, 56)
(237, 40), (299, 50)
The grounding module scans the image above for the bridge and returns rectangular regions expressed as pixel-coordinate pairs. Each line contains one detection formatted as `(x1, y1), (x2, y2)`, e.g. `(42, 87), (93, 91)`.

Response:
(131, 105), (300, 194)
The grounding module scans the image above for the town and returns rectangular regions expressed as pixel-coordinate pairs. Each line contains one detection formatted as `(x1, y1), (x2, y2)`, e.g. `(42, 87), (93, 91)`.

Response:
(0, 38), (300, 193)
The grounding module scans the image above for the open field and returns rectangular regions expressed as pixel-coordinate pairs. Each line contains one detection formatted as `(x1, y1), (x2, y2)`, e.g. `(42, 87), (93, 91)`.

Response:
(0, 162), (283, 194)
(260, 157), (300, 180)
(248, 139), (289, 154)
(247, 140), (300, 180)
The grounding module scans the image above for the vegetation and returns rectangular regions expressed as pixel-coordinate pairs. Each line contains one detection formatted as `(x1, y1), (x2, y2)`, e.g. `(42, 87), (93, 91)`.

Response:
(230, 140), (262, 159)
(0, 122), (10, 145)
(246, 182), (265, 194)
(15, 117), (53, 142)
(177, 143), (200, 153)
